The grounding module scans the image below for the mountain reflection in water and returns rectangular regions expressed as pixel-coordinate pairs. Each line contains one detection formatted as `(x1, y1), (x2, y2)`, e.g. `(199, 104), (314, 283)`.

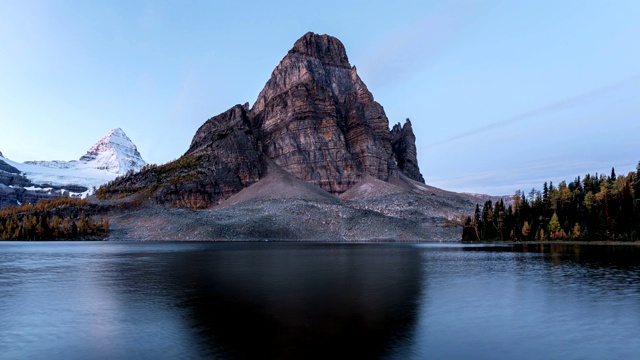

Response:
(1, 242), (639, 360)
(142, 243), (424, 358)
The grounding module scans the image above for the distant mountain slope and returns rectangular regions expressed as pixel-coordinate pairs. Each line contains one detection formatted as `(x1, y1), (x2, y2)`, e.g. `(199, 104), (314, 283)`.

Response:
(24, 128), (146, 177)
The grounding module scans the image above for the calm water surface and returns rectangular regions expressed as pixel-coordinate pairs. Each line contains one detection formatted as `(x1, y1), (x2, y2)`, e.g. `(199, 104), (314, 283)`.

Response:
(0, 242), (639, 359)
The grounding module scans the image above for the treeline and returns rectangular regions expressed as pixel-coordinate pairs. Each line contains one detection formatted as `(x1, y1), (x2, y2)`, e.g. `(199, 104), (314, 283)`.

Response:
(462, 163), (640, 242)
(0, 198), (109, 240)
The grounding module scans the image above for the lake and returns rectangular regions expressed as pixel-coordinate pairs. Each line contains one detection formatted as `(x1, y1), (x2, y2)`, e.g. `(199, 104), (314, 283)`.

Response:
(0, 242), (639, 359)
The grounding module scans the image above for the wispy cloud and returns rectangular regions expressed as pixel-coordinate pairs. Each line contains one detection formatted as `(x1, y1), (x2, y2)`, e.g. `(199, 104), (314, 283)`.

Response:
(430, 156), (639, 195)
(425, 74), (640, 148)
(357, 2), (489, 89)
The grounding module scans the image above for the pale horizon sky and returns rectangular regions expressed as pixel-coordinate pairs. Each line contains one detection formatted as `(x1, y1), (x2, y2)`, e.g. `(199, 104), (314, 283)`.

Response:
(1, 0), (639, 195)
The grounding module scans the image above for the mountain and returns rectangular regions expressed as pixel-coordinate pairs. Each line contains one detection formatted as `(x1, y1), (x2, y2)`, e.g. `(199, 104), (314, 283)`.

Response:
(0, 128), (146, 208)
(78, 128), (146, 173)
(99, 32), (424, 206)
(25, 128), (146, 175)
(97, 32), (495, 241)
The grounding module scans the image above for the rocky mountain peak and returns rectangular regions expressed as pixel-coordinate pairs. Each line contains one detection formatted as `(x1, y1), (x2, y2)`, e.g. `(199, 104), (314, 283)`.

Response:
(79, 128), (146, 174)
(87, 128), (132, 150)
(99, 32), (424, 207)
(248, 32), (396, 193)
(288, 32), (350, 67)
(0, 150), (3, 158)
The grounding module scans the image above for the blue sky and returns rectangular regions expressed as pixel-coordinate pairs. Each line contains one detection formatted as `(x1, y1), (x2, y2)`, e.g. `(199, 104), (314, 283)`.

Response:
(1, 0), (639, 195)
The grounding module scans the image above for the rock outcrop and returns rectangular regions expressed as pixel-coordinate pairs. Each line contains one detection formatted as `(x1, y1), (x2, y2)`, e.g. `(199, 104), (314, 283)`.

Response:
(250, 32), (394, 193)
(0, 159), (20, 175)
(390, 119), (425, 183)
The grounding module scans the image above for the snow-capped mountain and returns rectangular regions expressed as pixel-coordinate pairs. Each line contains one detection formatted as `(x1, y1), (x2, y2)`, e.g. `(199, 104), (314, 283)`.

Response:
(79, 128), (146, 174)
(25, 128), (146, 175)
(0, 128), (146, 206)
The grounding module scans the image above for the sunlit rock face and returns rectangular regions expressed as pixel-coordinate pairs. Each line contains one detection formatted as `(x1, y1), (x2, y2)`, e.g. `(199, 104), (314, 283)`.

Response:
(250, 32), (396, 193)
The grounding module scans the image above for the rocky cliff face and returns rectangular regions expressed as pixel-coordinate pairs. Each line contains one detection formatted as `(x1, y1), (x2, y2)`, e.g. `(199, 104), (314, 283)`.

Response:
(98, 32), (425, 206)
(390, 119), (425, 183)
(250, 32), (394, 193)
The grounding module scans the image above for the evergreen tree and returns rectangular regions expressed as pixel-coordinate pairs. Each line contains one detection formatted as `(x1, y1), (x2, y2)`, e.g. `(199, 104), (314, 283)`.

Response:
(482, 200), (494, 240)
(473, 204), (481, 241)
(610, 167), (616, 184)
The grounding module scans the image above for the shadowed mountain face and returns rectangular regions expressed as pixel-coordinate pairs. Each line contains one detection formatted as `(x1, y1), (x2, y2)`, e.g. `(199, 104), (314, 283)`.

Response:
(391, 119), (425, 183)
(98, 32), (424, 206)
(134, 243), (425, 359)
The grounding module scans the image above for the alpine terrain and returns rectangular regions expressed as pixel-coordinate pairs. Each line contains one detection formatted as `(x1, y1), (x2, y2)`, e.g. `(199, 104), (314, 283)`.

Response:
(97, 32), (493, 241)
(0, 128), (146, 208)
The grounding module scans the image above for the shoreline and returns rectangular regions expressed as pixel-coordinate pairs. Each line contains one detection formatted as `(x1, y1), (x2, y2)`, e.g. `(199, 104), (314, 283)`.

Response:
(462, 240), (640, 246)
(4, 239), (640, 246)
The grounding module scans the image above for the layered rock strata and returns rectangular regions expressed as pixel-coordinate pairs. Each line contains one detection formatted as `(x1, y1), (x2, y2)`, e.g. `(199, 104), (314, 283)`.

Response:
(250, 32), (394, 193)
(390, 119), (425, 183)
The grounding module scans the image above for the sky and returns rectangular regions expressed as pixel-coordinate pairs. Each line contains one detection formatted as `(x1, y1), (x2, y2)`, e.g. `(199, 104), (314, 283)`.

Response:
(0, 0), (639, 195)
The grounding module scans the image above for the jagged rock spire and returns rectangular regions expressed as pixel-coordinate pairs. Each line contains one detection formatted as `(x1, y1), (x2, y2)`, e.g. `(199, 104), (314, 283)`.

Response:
(390, 118), (424, 183)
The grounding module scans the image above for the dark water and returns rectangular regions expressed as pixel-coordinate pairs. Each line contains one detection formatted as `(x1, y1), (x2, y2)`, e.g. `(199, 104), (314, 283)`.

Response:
(0, 242), (639, 359)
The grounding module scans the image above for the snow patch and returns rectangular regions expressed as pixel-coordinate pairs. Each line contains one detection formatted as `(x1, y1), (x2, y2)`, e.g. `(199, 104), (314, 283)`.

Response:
(23, 186), (53, 192)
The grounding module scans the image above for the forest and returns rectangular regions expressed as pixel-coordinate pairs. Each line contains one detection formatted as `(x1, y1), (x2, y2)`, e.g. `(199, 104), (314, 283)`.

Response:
(462, 162), (640, 242)
(0, 198), (109, 240)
